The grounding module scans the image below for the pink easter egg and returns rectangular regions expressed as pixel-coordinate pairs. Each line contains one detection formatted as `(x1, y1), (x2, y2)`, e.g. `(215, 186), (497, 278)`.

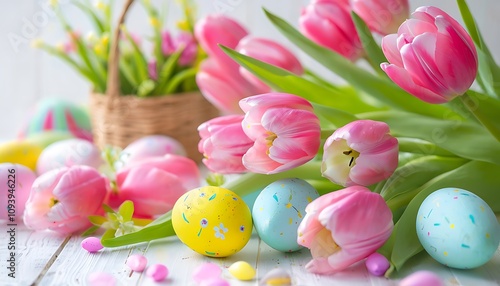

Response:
(36, 139), (103, 175)
(0, 163), (37, 221)
(121, 135), (186, 166)
(81, 237), (104, 253)
(365, 252), (390, 276)
(200, 277), (230, 286)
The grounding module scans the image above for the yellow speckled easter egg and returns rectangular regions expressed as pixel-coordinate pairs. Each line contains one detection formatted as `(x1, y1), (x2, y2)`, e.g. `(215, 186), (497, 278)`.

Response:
(172, 186), (253, 257)
(0, 141), (42, 171)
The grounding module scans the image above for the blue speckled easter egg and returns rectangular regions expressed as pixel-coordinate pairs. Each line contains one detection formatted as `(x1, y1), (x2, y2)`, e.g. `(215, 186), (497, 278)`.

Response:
(416, 187), (500, 269)
(252, 178), (319, 252)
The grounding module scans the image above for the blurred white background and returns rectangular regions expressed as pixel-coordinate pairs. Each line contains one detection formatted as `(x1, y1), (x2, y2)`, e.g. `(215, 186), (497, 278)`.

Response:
(1, 0), (499, 139)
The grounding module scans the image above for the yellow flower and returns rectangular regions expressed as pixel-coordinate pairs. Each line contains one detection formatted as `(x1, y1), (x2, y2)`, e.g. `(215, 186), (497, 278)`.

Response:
(149, 17), (160, 28)
(94, 0), (106, 10)
(31, 39), (43, 48)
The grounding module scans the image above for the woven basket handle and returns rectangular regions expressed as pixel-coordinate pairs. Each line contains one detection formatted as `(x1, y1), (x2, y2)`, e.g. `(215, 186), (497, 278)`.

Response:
(106, 0), (135, 98)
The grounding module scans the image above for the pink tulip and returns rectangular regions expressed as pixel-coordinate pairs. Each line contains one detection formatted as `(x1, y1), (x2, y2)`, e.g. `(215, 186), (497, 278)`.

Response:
(162, 31), (198, 66)
(23, 166), (108, 234)
(196, 58), (268, 114)
(350, 0), (409, 35)
(198, 115), (253, 174)
(0, 163), (37, 221)
(111, 154), (200, 218)
(300, 0), (364, 61)
(322, 120), (398, 187)
(236, 36), (304, 92)
(297, 186), (394, 274)
(195, 14), (249, 70)
(380, 6), (478, 104)
(239, 93), (321, 174)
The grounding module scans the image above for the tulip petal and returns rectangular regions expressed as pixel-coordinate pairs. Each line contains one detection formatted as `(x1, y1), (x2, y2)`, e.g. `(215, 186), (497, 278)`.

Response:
(380, 63), (448, 103)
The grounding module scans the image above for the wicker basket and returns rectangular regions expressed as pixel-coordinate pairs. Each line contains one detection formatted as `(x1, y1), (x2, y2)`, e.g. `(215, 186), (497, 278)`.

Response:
(88, 0), (219, 161)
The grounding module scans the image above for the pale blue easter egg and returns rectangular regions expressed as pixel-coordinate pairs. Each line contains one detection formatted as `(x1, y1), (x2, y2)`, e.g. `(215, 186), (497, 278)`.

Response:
(252, 178), (319, 252)
(416, 187), (500, 269)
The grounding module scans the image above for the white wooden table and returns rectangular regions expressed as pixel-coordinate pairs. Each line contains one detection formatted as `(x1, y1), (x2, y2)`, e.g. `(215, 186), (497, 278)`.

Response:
(1, 223), (499, 286)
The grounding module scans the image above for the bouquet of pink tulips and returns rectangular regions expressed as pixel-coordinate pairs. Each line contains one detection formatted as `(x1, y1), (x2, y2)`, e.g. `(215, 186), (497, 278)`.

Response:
(78, 0), (499, 277)
(33, 0), (201, 96)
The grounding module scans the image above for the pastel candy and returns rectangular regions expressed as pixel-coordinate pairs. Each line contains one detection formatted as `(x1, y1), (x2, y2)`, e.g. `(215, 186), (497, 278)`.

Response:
(87, 272), (116, 286)
(146, 264), (169, 282)
(365, 252), (390, 276)
(19, 98), (92, 141)
(200, 277), (230, 286)
(126, 254), (148, 272)
(259, 268), (291, 286)
(228, 261), (255, 281)
(81, 237), (103, 253)
(192, 263), (222, 283)
(399, 271), (443, 286)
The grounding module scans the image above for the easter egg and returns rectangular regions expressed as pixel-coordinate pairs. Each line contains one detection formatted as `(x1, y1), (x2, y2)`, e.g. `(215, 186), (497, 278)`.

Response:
(252, 178), (319, 252)
(18, 98), (92, 141)
(0, 141), (43, 170)
(0, 163), (37, 221)
(172, 186), (252, 257)
(24, 131), (74, 149)
(36, 139), (103, 175)
(416, 187), (500, 269)
(120, 135), (186, 166)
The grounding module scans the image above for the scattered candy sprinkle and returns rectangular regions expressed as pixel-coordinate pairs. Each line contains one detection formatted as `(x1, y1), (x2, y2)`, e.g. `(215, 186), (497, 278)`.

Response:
(365, 252), (390, 276)
(259, 268), (291, 285)
(399, 271), (444, 286)
(126, 254), (148, 272)
(192, 263), (222, 283)
(87, 272), (116, 286)
(146, 264), (169, 282)
(81, 237), (103, 253)
(199, 277), (230, 286)
(228, 261), (256, 281)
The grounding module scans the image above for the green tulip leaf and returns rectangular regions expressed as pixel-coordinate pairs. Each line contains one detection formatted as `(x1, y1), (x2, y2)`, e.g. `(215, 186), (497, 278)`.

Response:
(351, 11), (387, 73)
(220, 45), (378, 113)
(382, 156), (468, 209)
(461, 90), (500, 142)
(101, 211), (176, 247)
(361, 110), (500, 165)
(263, 8), (454, 119)
(397, 138), (456, 157)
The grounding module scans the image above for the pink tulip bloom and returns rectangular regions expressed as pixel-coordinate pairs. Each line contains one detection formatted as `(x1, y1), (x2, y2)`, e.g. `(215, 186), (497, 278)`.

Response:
(195, 14), (249, 70)
(300, 0), (364, 61)
(23, 166), (108, 234)
(196, 58), (268, 114)
(297, 186), (394, 274)
(162, 31), (198, 66)
(0, 163), (37, 221)
(198, 115), (253, 174)
(111, 154), (200, 218)
(350, 0), (409, 35)
(380, 6), (478, 104)
(236, 36), (304, 92)
(239, 93), (321, 174)
(322, 120), (398, 187)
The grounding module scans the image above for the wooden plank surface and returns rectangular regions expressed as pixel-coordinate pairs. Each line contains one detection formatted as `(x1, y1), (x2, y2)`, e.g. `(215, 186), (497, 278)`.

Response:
(1, 223), (499, 285)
